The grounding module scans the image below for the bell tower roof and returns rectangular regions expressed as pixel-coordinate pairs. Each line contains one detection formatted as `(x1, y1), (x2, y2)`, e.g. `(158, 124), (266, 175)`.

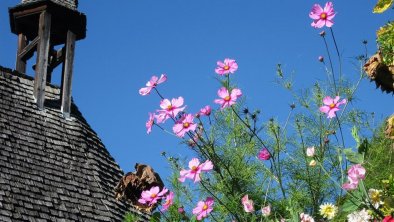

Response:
(20, 0), (78, 10)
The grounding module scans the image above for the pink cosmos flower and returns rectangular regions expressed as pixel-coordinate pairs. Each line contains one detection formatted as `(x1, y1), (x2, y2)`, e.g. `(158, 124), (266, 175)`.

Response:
(342, 180), (359, 191)
(319, 96), (347, 118)
(241, 195), (254, 213)
(215, 58), (238, 75)
(300, 213), (315, 222)
(173, 114), (197, 138)
(139, 74), (167, 96)
(155, 97), (186, 123)
(214, 87), (242, 109)
(309, 2), (336, 28)
(146, 113), (154, 134)
(342, 164), (366, 191)
(138, 186), (168, 206)
(192, 197), (214, 221)
(258, 148), (271, 160)
(348, 164), (366, 181)
(198, 105), (212, 116)
(262, 205), (271, 216)
(306, 146), (315, 157)
(179, 158), (213, 183)
(161, 191), (174, 212)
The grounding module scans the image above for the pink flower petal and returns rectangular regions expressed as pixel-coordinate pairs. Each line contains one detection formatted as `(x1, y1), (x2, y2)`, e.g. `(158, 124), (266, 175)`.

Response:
(323, 96), (334, 105)
(309, 12), (320, 20)
(311, 4), (323, 15)
(314, 19), (326, 28)
(139, 87), (152, 96)
(333, 96), (340, 104)
(201, 160), (214, 171)
(160, 99), (171, 109)
(149, 75), (159, 84)
(157, 74), (167, 84)
(327, 108), (339, 118)
(319, 106), (330, 114)
(214, 99), (225, 106)
(231, 88), (242, 98)
(189, 158), (200, 169)
(172, 97), (184, 107)
(324, 2), (333, 12)
(217, 87), (229, 98)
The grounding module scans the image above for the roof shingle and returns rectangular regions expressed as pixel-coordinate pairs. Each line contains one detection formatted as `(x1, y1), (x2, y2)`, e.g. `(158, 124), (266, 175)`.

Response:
(0, 66), (148, 221)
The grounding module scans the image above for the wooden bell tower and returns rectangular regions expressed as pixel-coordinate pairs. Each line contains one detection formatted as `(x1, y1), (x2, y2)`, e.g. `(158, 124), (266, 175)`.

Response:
(9, 0), (86, 118)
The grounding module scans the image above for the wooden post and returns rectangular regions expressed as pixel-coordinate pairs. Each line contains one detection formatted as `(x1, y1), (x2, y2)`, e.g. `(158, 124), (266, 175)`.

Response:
(34, 11), (51, 110)
(15, 34), (27, 73)
(61, 29), (76, 118)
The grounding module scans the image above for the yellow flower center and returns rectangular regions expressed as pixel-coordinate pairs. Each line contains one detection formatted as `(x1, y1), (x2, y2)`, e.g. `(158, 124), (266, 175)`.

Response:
(370, 191), (381, 202)
(167, 105), (173, 111)
(183, 122), (190, 128)
(191, 166), (198, 172)
(151, 193), (157, 198)
(224, 96), (231, 101)
(202, 204), (208, 210)
(322, 206), (334, 215)
(329, 103), (335, 108)
(320, 12), (327, 19)
(223, 65), (230, 70)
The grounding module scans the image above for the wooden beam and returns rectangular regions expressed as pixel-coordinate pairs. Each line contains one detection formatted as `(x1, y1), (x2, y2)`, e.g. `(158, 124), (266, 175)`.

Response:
(18, 35), (39, 61)
(34, 11), (51, 110)
(47, 47), (65, 83)
(12, 5), (47, 19)
(15, 34), (28, 73)
(61, 29), (76, 118)
(49, 47), (65, 70)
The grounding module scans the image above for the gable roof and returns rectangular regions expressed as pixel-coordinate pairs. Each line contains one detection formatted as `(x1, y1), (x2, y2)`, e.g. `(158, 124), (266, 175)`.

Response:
(0, 66), (147, 221)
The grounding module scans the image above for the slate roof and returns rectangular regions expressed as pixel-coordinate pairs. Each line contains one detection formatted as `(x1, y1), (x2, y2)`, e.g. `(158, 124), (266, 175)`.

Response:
(0, 66), (147, 221)
(20, 0), (78, 10)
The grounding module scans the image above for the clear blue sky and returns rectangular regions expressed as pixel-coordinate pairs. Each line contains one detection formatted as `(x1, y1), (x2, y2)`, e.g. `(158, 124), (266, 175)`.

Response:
(0, 1), (392, 180)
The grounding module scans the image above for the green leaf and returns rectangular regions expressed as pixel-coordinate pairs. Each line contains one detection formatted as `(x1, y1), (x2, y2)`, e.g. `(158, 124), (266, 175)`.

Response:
(337, 148), (343, 163)
(358, 139), (369, 155)
(276, 63), (284, 78)
(343, 148), (364, 164)
(123, 212), (141, 222)
(342, 189), (363, 212)
(373, 0), (393, 13)
(149, 212), (161, 222)
(351, 126), (361, 147)
(342, 198), (361, 212)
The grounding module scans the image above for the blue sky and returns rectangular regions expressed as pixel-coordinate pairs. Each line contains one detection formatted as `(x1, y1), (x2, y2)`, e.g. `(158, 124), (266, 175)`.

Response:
(0, 0), (392, 180)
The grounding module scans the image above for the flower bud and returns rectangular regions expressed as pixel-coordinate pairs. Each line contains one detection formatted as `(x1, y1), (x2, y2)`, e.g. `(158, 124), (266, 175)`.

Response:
(178, 207), (185, 214)
(309, 160), (317, 167)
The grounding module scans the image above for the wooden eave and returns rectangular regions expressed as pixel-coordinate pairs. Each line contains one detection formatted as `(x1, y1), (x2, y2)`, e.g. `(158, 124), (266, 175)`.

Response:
(9, 0), (86, 46)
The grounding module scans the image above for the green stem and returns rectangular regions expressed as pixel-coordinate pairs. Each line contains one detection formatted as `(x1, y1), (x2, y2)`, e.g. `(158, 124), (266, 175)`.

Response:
(322, 35), (338, 95)
(200, 180), (242, 222)
(330, 28), (343, 83)
(153, 87), (165, 100)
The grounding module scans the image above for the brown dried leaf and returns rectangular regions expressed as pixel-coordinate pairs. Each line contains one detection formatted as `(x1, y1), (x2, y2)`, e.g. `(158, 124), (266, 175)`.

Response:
(385, 114), (394, 140)
(364, 52), (394, 93)
(114, 163), (164, 213)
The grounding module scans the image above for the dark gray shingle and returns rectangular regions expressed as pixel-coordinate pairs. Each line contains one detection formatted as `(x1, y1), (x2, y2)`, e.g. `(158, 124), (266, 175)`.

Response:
(0, 67), (148, 221)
